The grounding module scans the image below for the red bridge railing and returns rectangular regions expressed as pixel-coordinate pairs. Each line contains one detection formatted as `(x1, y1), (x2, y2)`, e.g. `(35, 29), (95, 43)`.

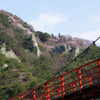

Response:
(10, 58), (100, 100)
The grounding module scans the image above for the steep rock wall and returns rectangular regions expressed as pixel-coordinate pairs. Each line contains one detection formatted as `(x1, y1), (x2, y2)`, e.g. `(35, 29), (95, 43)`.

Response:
(0, 43), (20, 62)
(30, 32), (41, 57)
(52, 44), (80, 56)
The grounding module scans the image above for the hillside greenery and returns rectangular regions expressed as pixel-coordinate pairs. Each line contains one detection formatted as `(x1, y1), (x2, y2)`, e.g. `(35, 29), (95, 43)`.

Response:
(0, 12), (100, 100)
(0, 13), (11, 28)
(64, 46), (100, 73)
(0, 52), (54, 99)
(0, 45), (100, 99)
(36, 31), (50, 42)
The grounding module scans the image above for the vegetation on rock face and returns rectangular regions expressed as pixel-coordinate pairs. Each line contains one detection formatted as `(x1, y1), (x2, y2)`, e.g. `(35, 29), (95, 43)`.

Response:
(36, 31), (50, 42)
(0, 52), (55, 99)
(22, 22), (29, 28)
(0, 53), (26, 99)
(0, 11), (100, 100)
(64, 46), (100, 73)
(0, 13), (11, 28)
(0, 32), (15, 50)
(0, 30), (34, 65)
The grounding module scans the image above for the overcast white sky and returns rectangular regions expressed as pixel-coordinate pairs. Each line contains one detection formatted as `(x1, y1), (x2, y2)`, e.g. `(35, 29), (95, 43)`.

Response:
(0, 0), (100, 44)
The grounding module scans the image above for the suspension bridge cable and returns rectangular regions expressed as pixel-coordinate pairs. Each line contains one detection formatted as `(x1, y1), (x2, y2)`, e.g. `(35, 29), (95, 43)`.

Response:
(60, 36), (100, 71)
(36, 36), (100, 87)
(47, 36), (100, 82)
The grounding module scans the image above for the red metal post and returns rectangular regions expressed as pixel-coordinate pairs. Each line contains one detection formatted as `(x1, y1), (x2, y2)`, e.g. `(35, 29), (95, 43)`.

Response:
(73, 82), (76, 91)
(45, 95), (47, 99)
(89, 76), (92, 85)
(78, 68), (82, 91)
(58, 89), (61, 96)
(21, 94), (23, 100)
(33, 90), (36, 100)
(46, 83), (50, 100)
(61, 76), (65, 96)
(98, 59), (100, 82)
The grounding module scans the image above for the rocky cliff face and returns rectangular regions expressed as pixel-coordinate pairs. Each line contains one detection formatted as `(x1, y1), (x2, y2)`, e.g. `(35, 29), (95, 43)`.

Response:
(8, 13), (41, 57)
(30, 32), (41, 57)
(0, 10), (92, 61)
(8, 16), (34, 35)
(0, 43), (20, 62)
(0, 10), (41, 57)
(52, 44), (80, 56)
(37, 34), (91, 56)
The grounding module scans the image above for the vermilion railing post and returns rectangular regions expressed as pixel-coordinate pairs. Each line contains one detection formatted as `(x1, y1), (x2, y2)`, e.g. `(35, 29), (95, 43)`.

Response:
(61, 75), (65, 96)
(89, 76), (92, 85)
(58, 89), (61, 96)
(78, 68), (82, 91)
(33, 90), (36, 100)
(21, 94), (23, 100)
(73, 82), (76, 91)
(45, 95), (47, 99)
(46, 82), (50, 100)
(98, 59), (100, 82)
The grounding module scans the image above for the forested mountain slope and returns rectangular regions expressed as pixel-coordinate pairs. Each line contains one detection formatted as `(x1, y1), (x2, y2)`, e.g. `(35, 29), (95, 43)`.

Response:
(0, 10), (100, 100)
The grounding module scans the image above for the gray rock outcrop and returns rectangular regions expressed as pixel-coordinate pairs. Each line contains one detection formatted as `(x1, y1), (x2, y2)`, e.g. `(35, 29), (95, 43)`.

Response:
(8, 15), (41, 57)
(0, 43), (20, 62)
(8, 16), (34, 35)
(74, 46), (80, 57)
(30, 32), (41, 57)
(2, 64), (8, 68)
(52, 44), (80, 56)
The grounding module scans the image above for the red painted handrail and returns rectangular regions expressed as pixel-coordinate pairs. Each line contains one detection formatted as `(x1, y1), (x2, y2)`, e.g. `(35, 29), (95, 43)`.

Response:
(10, 58), (100, 100)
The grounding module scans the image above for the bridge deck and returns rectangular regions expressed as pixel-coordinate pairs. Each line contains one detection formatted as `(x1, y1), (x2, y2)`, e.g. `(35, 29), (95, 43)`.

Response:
(56, 83), (100, 100)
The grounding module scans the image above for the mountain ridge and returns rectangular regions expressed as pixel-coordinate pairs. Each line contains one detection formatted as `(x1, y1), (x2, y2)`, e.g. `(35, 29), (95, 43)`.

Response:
(0, 10), (100, 100)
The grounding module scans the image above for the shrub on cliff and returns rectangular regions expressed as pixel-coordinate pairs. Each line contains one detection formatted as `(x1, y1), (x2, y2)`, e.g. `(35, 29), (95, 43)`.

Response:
(36, 31), (50, 42)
